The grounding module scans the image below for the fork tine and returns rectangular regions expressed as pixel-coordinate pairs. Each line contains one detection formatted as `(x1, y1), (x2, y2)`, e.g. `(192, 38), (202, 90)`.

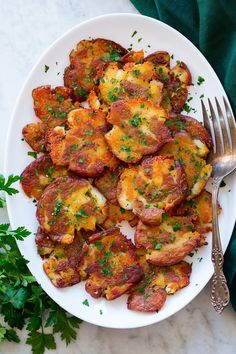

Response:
(223, 97), (236, 152)
(208, 98), (223, 157)
(215, 97), (232, 153)
(201, 100), (212, 134)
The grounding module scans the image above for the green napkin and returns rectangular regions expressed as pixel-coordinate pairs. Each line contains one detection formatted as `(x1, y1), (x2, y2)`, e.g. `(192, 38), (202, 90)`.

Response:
(131, 0), (236, 310)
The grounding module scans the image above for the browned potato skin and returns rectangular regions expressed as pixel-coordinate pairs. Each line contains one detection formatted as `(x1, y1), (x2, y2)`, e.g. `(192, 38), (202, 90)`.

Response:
(105, 98), (170, 163)
(36, 176), (107, 244)
(166, 114), (213, 149)
(22, 122), (47, 152)
(121, 50), (144, 64)
(127, 261), (191, 312)
(46, 108), (119, 177)
(20, 155), (69, 200)
(79, 227), (143, 300)
(145, 51), (170, 67)
(64, 38), (128, 101)
(35, 227), (56, 257)
(134, 156), (189, 224)
(94, 167), (123, 205)
(32, 85), (77, 128)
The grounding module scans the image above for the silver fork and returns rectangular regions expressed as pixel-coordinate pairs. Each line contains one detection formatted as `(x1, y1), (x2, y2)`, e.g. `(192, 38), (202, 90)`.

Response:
(201, 97), (236, 313)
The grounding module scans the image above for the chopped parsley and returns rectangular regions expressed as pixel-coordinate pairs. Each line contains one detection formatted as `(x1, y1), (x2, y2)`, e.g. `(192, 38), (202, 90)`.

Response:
(131, 30), (137, 37)
(133, 69), (141, 76)
(44, 65), (49, 73)
(129, 115), (141, 127)
(27, 151), (38, 159)
(75, 208), (89, 218)
(197, 76), (205, 85)
(82, 299), (89, 307)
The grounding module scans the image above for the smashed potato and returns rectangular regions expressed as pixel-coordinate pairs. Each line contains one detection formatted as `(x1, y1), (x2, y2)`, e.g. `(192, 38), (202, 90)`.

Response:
(158, 132), (212, 199)
(32, 86), (77, 128)
(166, 114), (213, 149)
(134, 215), (200, 266)
(127, 261), (191, 312)
(37, 177), (107, 244)
(46, 108), (118, 177)
(36, 229), (85, 287)
(105, 98), (170, 163)
(132, 156), (188, 224)
(117, 166), (139, 210)
(22, 122), (46, 152)
(21, 155), (70, 200)
(102, 203), (137, 229)
(64, 38), (127, 101)
(99, 61), (163, 105)
(80, 227), (142, 300)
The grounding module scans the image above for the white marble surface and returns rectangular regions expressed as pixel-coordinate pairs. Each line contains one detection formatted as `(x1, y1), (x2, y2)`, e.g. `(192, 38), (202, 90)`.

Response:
(0, 1), (236, 353)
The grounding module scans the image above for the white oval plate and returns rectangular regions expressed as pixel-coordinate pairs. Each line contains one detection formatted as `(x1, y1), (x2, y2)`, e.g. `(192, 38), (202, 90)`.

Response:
(4, 13), (236, 329)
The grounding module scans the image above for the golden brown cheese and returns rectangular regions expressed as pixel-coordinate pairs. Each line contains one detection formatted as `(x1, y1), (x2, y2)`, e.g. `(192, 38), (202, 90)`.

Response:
(135, 215), (201, 265)
(158, 132), (212, 199)
(22, 122), (47, 152)
(79, 227), (143, 300)
(127, 261), (191, 312)
(20, 155), (70, 200)
(105, 98), (170, 163)
(64, 38), (127, 101)
(46, 108), (118, 177)
(99, 61), (163, 106)
(32, 86), (77, 127)
(36, 177), (108, 244)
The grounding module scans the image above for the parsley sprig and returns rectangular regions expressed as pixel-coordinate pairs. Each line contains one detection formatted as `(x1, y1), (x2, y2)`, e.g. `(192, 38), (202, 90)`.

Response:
(0, 174), (82, 353)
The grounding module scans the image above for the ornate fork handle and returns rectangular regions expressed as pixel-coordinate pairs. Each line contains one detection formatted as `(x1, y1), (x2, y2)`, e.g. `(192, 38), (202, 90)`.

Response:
(211, 179), (230, 313)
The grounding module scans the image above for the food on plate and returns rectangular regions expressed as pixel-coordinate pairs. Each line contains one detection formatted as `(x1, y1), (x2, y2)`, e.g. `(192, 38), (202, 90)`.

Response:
(20, 37), (215, 314)
(36, 176), (107, 244)
(158, 132), (212, 199)
(80, 227), (143, 300)
(105, 98), (170, 163)
(32, 85), (77, 128)
(20, 155), (69, 200)
(135, 216), (201, 266)
(127, 261), (191, 312)
(64, 38), (128, 101)
(46, 108), (118, 177)
(22, 122), (47, 152)
(117, 156), (188, 225)
(36, 227), (85, 287)
(165, 114), (213, 149)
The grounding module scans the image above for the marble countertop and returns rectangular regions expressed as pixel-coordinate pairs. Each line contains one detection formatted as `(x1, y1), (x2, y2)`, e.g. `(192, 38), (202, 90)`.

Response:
(0, 1), (235, 353)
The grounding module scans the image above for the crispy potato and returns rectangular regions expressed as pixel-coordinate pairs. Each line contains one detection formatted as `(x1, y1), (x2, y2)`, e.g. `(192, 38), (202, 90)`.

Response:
(22, 122), (47, 152)
(102, 203), (138, 229)
(133, 156), (188, 224)
(88, 89), (101, 110)
(170, 62), (192, 86)
(46, 108), (118, 177)
(32, 86), (77, 128)
(36, 177), (108, 244)
(80, 227), (142, 300)
(121, 50), (144, 64)
(166, 114), (213, 149)
(20, 155), (69, 200)
(42, 232), (85, 288)
(35, 227), (56, 257)
(127, 261), (191, 312)
(117, 166), (139, 210)
(64, 38), (127, 101)
(158, 132), (212, 199)
(144, 51), (170, 84)
(99, 61), (163, 106)
(135, 215), (201, 265)
(105, 98), (170, 163)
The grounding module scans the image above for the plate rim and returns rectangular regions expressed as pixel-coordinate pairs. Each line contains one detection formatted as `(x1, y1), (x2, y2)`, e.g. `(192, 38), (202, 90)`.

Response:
(3, 12), (235, 329)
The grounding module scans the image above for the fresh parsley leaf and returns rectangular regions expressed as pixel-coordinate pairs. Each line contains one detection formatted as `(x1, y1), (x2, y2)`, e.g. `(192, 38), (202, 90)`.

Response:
(0, 174), (21, 195)
(197, 76), (205, 85)
(26, 332), (56, 354)
(44, 65), (49, 73)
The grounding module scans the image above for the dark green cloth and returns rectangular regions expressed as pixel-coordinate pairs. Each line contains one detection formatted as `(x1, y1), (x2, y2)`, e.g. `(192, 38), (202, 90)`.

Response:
(131, 0), (236, 310)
